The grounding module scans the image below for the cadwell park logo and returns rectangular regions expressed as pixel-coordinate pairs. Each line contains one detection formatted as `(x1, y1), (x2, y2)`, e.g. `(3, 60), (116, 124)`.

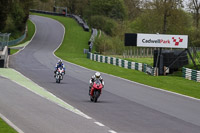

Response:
(172, 37), (183, 46)
(142, 37), (184, 46)
(142, 39), (170, 44)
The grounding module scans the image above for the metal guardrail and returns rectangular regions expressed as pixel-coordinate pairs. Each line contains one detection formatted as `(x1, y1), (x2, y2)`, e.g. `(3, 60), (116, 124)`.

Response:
(69, 14), (89, 32)
(30, 9), (65, 16)
(8, 32), (26, 46)
(88, 28), (98, 52)
(0, 32), (26, 50)
(30, 9), (89, 32)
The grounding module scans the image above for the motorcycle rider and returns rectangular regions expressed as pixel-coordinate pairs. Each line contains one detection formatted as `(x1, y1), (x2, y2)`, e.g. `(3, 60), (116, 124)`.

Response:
(54, 59), (65, 77)
(89, 72), (104, 95)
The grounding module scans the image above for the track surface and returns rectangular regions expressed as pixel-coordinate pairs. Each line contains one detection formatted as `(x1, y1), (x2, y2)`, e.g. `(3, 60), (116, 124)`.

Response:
(9, 15), (200, 133)
(0, 76), (110, 133)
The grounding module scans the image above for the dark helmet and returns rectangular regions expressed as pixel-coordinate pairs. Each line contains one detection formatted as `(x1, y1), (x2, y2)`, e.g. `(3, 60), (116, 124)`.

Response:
(58, 59), (62, 65)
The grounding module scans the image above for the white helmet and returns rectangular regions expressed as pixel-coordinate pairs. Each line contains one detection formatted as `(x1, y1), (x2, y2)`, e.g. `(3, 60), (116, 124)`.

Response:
(95, 72), (101, 78)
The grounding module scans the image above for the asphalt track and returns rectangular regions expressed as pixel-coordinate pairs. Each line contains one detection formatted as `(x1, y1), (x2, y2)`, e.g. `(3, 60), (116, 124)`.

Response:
(9, 15), (200, 133)
(0, 76), (110, 133)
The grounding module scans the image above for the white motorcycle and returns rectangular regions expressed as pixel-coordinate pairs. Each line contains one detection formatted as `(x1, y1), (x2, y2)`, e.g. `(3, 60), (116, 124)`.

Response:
(55, 67), (65, 83)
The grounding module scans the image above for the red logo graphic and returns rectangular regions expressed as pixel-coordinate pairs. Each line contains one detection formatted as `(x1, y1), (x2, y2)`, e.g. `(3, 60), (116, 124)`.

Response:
(172, 37), (183, 46)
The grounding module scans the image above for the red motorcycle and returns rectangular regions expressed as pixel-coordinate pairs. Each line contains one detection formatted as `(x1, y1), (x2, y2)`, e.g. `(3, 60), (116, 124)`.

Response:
(90, 79), (103, 102)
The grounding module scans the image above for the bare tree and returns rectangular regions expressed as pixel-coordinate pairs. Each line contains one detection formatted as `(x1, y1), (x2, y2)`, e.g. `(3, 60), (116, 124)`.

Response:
(148, 0), (183, 34)
(189, 0), (200, 29)
(124, 0), (141, 20)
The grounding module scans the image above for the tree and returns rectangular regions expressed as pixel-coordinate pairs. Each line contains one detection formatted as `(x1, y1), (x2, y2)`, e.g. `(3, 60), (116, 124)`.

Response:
(187, 0), (200, 46)
(56, 0), (88, 15)
(0, 0), (11, 31)
(124, 0), (141, 20)
(130, 0), (191, 35)
(85, 0), (127, 21)
(146, 0), (184, 34)
(188, 0), (200, 29)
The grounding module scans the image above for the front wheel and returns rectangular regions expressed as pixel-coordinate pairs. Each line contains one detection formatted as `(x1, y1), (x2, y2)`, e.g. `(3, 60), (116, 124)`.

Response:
(90, 96), (93, 102)
(56, 78), (60, 83)
(56, 75), (60, 83)
(94, 90), (100, 102)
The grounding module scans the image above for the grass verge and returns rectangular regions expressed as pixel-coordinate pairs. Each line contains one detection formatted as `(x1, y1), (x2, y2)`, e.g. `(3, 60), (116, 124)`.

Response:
(10, 19), (35, 55)
(10, 49), (19, 55)
(0, 118), (17, 133)
(32, 13), (200, 99)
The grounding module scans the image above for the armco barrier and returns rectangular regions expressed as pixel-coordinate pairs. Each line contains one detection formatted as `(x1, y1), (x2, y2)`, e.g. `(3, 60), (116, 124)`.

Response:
(30, 9), (89, 32)
(182, 67), (200, 82)
(87, 52), (155, 76)
(0, 32), (26, 48)
(8, 32), (26, 46)
(88, 28), (98, 52)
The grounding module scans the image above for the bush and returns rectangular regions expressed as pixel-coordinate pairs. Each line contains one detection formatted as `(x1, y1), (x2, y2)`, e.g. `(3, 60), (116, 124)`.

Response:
(94, 33), (124, 55)
(89, 15), (118, 36)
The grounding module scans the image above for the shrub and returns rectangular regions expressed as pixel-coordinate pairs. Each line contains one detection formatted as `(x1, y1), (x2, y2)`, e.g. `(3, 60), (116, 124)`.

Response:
(89, 15), (118, 36)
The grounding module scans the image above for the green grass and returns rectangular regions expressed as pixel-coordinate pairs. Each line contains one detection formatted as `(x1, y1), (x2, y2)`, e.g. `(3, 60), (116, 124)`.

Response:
(32, 13), (200, 99)
(0, 118), (17, 133)
(10, 49), (19, 55)
(10, 19), (35, 55)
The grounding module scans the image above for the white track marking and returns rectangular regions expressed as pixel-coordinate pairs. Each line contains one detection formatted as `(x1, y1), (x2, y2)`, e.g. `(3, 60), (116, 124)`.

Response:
(94, 122), (105, 127)
(108, 130), (117, 133)
(0, 112), (24, 133)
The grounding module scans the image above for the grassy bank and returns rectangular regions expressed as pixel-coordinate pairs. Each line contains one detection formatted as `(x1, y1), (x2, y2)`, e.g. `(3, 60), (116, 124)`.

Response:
(32, 13), (200, 99)
(10, 19), (35, 55)
(0, 118), (17, 133)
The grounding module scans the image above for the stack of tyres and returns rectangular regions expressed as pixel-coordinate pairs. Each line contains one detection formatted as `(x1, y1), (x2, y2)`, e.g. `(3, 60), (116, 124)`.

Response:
(153, 50), (188, 74)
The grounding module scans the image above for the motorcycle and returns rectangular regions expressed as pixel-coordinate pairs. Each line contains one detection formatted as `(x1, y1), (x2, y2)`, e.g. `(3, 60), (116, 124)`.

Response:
(55, 67), (65, 83)
(89, 79), (103, 102)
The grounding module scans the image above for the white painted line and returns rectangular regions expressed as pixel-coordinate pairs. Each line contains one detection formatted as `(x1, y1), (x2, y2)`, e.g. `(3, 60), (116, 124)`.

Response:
(94, 122), (105, 127)
(0, 112), (24, 133)
(108, 130), (117, 133)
